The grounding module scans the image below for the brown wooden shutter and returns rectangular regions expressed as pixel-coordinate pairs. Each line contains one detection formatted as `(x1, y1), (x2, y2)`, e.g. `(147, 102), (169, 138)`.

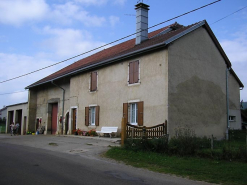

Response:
(85, 107), (89, 126)
(90, 71), (97, 91)
(129, 62), (134, 84)
(133, 60), (139, 83)
(95, 106), (100, 126)
(137, 101), (143, 126)
(123, 103), (128, 125)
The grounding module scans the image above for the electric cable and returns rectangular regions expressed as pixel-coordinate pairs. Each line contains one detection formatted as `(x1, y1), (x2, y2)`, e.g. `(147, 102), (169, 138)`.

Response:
(211, 5), (247, 25)
(0, 0), (221, 84)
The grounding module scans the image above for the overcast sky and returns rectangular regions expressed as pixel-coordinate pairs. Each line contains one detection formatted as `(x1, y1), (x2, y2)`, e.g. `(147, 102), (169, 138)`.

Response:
(0, 0), (246, 108)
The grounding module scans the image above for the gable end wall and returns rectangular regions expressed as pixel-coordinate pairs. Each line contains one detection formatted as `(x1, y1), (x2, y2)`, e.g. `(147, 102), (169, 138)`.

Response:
(168, 27), (240, 138)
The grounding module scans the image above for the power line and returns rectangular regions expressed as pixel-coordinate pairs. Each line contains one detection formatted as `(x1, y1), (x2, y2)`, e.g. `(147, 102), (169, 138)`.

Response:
(0, 90), (28, 96)
(211, 5), (247, 24)
(0, 0), (221, 84)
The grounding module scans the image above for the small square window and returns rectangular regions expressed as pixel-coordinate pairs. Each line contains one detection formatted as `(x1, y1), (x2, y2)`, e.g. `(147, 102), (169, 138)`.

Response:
(229, 116), (236, 122)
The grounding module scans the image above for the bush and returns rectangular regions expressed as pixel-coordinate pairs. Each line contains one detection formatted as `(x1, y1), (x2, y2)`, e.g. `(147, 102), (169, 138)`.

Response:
(168, 127), (211, 156)
(123, 127), (247, 162)
(124, 136), (169, 153)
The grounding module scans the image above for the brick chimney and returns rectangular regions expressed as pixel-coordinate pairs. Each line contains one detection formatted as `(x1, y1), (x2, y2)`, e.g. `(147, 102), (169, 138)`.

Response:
(135, 3), (149, 45)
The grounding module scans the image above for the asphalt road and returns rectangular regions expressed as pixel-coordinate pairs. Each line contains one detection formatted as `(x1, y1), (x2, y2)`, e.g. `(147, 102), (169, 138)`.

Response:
(0, 134), (215, 185)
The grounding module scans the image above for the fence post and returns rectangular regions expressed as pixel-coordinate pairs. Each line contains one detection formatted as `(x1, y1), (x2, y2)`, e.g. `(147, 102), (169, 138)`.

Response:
(164, 120), (167, 135)
(121, 117), (126, 147)
(142, 126), (147, 139)
(211, 134), (214, 150)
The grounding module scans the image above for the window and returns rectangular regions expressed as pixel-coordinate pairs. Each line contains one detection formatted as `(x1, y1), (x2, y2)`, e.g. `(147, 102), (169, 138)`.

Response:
(85, 106), (99, 126)
(90, 107), (96, 125)
(130, 103), (138, 125)
(90, 71), (97, 91)
(229, 116), (236, 122)
(129, 60), (139, 84)
(123, 101), (143, 126)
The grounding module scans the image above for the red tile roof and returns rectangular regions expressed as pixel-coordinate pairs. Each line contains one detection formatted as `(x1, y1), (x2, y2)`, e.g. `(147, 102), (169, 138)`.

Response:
(27, 22), (191, 88)
(26, 20), (244, 88)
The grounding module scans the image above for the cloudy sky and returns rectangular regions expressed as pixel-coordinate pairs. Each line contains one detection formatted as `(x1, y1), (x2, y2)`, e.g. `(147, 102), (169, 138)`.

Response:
(0, 0), (246, 108)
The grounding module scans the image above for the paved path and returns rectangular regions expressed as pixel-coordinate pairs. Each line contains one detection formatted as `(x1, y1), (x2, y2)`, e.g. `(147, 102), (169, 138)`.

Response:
(0, 134), (216, 185)
(0, 134), (120, 158)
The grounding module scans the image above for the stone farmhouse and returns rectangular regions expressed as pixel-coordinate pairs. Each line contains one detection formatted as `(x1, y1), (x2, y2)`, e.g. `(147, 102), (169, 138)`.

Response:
(25, 3), (244, 138)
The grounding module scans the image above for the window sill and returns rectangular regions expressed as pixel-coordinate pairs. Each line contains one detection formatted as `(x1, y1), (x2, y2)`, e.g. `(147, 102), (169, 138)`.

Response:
(128, 82), (141, 87)
(89, 90), (97, 93)
(88, 125), (96, 129)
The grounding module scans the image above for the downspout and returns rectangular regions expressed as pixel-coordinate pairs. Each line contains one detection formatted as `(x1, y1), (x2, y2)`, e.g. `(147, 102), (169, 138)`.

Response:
(226, 67), (231, 140)
(51, 81), (65, 135)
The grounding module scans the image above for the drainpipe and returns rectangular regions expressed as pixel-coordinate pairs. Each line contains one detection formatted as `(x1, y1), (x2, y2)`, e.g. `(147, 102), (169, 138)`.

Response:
(226, 67), (231, 140)
(51, 81), (65, 135)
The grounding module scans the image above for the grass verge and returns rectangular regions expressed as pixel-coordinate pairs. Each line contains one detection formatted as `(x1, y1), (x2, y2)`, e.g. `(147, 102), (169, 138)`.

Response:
(105, 147), (247, 185)
(0, 124), (6, 133)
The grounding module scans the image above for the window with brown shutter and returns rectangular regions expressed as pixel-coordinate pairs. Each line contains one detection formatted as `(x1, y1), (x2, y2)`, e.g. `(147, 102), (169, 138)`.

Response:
(90, 71), (97, 91)
(129, 60), (139, 84)
(85, 106), (100, 126)
(123, 101), (143, 126)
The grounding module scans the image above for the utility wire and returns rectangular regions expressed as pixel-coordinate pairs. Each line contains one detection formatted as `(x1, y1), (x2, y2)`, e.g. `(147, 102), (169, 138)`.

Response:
(0, 90), (28, 96)
(0, 0), (221, 84)
(211, 5), (247, 24)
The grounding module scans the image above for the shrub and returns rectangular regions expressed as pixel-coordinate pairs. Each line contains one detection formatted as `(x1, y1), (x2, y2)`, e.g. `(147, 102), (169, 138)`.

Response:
(87, 129), (97, 136)
(124, 136), (169, 153)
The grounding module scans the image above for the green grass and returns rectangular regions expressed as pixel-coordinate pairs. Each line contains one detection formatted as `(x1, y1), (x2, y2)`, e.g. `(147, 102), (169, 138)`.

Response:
(105, 147), (247, 185)
(0, 124), (6, 133)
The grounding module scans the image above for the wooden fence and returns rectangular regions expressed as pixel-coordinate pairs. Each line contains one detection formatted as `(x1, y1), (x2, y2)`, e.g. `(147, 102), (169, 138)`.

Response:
(121, 117), (167, 146)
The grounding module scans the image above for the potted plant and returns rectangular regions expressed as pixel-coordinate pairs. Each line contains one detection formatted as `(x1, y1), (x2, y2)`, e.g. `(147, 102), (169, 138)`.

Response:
(73, 128), (81, 135)
(87, 129), (97, 136)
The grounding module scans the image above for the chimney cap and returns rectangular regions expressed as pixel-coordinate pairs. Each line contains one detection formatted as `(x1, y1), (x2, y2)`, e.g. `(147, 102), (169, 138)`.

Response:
(135, 3), (149, 10)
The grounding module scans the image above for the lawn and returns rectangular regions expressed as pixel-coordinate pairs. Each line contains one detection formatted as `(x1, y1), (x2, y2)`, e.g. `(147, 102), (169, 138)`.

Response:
(0, 124), (6, 133)
(105, 146), (247, 185)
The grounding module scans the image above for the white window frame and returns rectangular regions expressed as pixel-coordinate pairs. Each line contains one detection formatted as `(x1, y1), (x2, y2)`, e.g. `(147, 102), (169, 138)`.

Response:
(127, 100), (140, 126)
(89, 104), (97, 126)
(129, 103), (138, 125)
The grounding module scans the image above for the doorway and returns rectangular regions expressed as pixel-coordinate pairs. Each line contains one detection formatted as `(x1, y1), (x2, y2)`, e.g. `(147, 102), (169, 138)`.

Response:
(16, 109), (22, 135)
(51, 103), (58, 135)
(65, 112), (69, 135)
(72, 108), (77, 132)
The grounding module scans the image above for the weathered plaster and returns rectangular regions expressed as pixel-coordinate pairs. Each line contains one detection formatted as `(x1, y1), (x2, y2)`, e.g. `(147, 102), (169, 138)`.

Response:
(167, 27), (234, 138)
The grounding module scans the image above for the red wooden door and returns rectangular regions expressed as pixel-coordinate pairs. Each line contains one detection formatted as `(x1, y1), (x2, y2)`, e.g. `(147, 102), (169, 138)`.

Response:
(51, 103), (58, 135)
